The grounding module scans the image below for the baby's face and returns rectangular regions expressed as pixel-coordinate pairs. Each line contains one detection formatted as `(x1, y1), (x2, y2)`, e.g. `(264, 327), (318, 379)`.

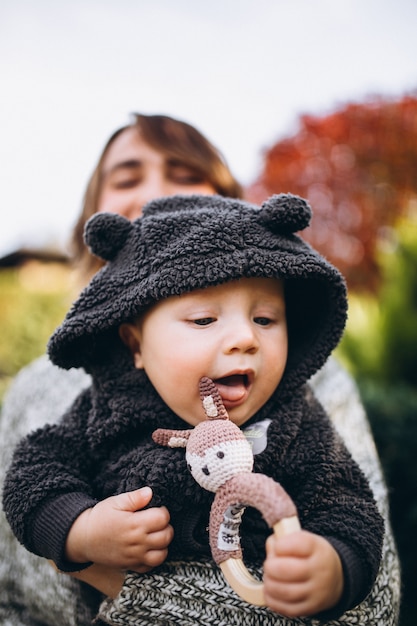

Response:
(122, 277), (287, 427)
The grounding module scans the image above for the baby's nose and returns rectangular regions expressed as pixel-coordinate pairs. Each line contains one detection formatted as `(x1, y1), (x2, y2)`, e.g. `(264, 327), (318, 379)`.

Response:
(224, 321), (259, 354)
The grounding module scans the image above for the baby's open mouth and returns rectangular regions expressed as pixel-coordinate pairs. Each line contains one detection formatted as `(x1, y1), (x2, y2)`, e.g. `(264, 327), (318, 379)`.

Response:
(215, 374), (249, 388)
(213, 374), (251, 405)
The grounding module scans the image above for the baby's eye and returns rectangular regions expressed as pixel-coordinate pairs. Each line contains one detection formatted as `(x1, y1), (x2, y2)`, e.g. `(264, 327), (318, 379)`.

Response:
(254, 317), (272, 326)
(193, 317), (215, 326)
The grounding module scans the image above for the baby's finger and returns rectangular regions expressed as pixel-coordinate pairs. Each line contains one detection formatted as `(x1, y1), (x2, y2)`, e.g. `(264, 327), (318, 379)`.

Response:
(264, 553), (310, 583)
(266, 529), (314, 558)
(130, 505), (171, 534)
(143, 524), (174, 549)
(129, 546), (170, 571)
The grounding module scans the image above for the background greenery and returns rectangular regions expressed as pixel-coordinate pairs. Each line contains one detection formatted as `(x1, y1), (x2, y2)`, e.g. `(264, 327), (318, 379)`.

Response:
(0, 262), (73, 399)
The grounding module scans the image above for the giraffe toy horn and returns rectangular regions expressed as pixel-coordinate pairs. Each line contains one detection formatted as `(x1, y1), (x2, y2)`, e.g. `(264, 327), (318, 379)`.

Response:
(199, 377), (229, 420)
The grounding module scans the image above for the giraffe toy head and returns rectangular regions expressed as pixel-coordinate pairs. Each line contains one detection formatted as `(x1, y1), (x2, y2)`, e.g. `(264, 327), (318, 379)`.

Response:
(152, 377), (254, 492)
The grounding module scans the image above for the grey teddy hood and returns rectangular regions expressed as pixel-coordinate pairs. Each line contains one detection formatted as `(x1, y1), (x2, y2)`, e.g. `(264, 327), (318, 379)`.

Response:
(48, 193), (348, 392)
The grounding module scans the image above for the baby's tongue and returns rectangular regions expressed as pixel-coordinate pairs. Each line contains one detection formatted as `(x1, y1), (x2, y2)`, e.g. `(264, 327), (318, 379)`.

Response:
(215, 375), (246, 402)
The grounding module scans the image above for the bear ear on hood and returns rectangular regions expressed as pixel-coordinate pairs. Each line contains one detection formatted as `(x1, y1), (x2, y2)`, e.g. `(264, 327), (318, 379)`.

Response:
(259, 193), (312, 234)
(84, 212), (134, 262)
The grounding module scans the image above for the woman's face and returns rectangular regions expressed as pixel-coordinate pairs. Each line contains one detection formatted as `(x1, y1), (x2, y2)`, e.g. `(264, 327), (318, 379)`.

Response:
(98, 127), (217, 219)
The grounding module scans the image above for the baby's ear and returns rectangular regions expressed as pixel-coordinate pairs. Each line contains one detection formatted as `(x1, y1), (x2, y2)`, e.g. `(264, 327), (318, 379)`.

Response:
(119, 323), (143, 368)
(152, 428), (192, 448)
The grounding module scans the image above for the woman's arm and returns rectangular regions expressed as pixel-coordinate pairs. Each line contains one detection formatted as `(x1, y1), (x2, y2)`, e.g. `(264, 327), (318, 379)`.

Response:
(2, 385), (98, 566)
(0, 356), (93, 626)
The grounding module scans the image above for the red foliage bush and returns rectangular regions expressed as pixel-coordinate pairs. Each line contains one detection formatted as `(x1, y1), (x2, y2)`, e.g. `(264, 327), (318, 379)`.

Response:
(246, 94), (417, 291)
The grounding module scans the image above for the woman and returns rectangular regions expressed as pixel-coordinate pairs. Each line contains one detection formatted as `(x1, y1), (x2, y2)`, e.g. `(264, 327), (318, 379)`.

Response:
(71, 114), (242, 283)
(0, 113), (400, 626)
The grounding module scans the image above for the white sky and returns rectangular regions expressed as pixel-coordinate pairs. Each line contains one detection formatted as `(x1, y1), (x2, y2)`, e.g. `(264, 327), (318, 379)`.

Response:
(1, 0), (416, 257)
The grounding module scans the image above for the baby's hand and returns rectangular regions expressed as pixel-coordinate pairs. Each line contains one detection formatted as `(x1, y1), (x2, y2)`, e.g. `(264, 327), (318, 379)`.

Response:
(65, 487), (173, 573)
(263, 529), (343, 617)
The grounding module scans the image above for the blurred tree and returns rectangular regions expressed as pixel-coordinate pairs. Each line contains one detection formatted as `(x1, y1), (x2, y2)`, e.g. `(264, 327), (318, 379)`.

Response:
(247, 94), (417, 292)
(340, 208), (417, 384)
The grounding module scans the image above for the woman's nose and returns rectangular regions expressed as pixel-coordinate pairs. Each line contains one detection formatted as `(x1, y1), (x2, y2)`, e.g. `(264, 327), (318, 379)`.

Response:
(137, 176), (171, 208)
(123, 203), (144, 221)
(126, 175), (171, 220)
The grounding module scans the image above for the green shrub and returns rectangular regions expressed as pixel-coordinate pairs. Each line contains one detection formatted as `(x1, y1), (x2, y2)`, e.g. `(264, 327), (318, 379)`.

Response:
(359, 381), (417, 626)
(0, 266), (72, 395)
(341, 214), (417, 386)
(339, 211), (417, 625)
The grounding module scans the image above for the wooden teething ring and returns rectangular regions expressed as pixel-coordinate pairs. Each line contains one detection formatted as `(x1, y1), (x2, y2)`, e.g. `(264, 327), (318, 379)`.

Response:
(210, 473), (300, 606)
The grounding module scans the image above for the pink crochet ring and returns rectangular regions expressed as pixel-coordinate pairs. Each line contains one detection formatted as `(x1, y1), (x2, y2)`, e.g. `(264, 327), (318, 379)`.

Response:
(152, 377), (301, 606)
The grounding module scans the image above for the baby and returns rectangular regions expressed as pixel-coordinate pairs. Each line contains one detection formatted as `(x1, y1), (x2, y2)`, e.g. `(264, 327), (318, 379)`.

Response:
(3, 193), (383, 625)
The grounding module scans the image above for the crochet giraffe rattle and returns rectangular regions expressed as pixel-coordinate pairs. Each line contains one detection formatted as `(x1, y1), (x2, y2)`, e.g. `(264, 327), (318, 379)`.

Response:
(152, 377), (301, 606)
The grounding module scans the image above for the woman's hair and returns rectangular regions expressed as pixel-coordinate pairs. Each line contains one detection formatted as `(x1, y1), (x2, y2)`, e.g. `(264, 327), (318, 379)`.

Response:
(71, 113), (243, 280)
